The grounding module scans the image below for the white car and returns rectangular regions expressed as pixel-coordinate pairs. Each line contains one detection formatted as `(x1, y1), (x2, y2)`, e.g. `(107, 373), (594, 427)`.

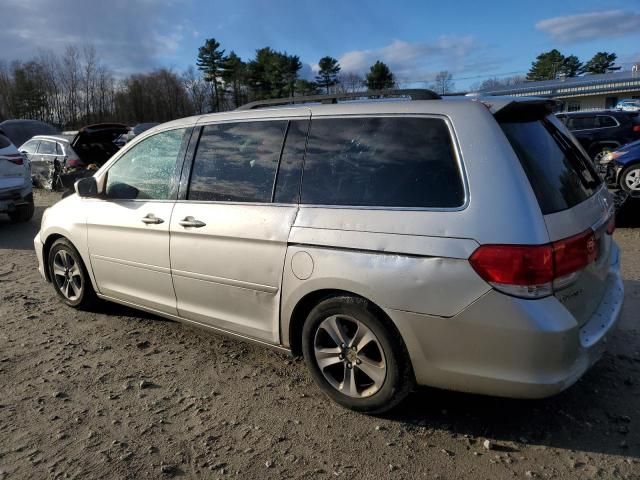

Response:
(615, 99), (640, 112)
(0, 129), (34, 222)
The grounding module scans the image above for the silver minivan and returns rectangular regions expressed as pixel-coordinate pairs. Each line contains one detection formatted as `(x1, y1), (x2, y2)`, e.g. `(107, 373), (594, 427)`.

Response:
(34, 91), (624, 413)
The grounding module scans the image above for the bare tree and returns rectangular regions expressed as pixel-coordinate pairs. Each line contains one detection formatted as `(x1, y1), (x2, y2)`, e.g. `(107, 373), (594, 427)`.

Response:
(431, 71), (455, 95)
(337, 72), (364, 93)
(183, 66), (209, 114)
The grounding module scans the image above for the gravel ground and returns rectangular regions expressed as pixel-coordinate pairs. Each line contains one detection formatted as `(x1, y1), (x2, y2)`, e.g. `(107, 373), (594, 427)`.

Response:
(0, 191), (639, 480)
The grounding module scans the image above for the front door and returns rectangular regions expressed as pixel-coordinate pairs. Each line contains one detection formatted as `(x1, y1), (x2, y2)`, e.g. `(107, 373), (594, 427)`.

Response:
(170, 118), (308, 342)
(87, 127), (191, 315)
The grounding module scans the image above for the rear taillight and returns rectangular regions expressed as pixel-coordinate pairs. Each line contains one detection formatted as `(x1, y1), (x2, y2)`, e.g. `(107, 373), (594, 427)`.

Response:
(2, 154), (24, 165)
(633, 125), (640, 133)
(470, 228), (599, 299)
(66, 158), (83, 168)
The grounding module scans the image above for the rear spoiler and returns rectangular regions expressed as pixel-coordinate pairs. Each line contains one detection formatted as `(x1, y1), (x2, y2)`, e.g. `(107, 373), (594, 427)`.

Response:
(468, 95), (559, 122)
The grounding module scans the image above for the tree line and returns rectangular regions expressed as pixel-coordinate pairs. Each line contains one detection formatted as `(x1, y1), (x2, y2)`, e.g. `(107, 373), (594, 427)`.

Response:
(0, 38), (397, 129)
(473, 50), (623, 91)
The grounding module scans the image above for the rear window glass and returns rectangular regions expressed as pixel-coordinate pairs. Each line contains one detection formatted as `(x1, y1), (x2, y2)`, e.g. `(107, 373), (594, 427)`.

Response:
(300, 117), (464, 208)
(0, 134), (12, 149)
(500, 117), (601, 215)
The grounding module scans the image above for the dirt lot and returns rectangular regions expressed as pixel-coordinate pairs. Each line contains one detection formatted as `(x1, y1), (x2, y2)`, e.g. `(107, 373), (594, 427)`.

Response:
(0, 191), (639, 479)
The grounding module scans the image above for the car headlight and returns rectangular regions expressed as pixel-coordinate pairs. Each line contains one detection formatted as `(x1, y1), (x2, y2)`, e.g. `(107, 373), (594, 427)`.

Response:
(600, 151), (627, 164)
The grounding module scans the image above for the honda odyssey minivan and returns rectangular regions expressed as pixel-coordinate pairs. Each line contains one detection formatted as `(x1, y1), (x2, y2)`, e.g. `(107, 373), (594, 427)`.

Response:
(34, 90), (624, 413)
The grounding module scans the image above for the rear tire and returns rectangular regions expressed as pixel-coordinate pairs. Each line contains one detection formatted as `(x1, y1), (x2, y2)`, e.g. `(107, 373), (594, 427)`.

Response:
(301, 295), (414, 414)
(48, 238), (98, 309)
(8, 194), (34, 223)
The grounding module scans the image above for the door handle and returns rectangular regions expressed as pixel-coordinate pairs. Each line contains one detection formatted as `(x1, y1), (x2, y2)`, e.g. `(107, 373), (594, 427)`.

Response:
(178, 216), (206, 228)
(141, 213), (164, 225)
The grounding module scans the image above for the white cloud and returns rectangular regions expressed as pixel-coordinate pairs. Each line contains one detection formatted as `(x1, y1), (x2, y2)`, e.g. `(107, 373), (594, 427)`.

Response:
(331, 36), (492, 83)
(536, 10), (640, 43)
(0, 0), (188, 73)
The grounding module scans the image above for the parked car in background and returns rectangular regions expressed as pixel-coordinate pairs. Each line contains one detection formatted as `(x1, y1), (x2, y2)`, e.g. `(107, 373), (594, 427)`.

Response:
(599, 140), (640, 195)
(556, 110), (640, 162)
(0, 128), (34, 222)
(615, 99), (640, 112)
(0, 119), (59, 148)
(20, 135), (85, 189)
(35, 91), (622, 413)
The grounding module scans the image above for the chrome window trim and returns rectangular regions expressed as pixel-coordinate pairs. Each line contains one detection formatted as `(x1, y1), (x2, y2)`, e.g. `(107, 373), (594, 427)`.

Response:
(568, 115), (621, 132)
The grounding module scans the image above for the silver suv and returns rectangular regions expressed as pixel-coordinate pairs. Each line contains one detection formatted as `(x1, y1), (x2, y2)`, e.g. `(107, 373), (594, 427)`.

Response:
(34, 91), (624, 413)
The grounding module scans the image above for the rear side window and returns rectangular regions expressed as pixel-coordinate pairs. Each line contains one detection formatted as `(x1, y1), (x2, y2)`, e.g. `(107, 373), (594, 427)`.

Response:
(597, 116), (617, 128)
(500, 117), (601, 215)
(38, 141), (56, 155)
(301, 117), (464, 208)
(189, 121), (288, 202)
(565, 116), (596, 130)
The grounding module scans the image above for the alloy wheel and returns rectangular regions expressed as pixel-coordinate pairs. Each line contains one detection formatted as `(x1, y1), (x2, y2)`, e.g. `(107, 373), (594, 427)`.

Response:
(313, 314), (387, 398)
(52, 250), (83, 301)
(623, 168), (640, 191)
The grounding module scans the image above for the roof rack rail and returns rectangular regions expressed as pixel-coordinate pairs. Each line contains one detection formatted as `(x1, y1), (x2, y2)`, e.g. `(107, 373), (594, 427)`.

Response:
(236, 88), (441, 111)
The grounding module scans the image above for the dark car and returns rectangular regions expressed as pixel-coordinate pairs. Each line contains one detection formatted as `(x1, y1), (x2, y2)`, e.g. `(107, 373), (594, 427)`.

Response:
(556, 110), (640, 161)
(600, 140), (640, 196)
(0, 119), (60, 147)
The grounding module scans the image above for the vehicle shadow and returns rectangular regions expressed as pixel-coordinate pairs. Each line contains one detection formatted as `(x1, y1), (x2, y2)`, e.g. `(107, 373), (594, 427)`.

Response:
(0, 205), (47, 250)
(617, 197), (640, 228)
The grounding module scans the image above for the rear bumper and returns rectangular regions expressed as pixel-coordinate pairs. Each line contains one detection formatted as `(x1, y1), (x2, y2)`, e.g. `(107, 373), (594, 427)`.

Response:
(0, 180), (33, 213)
(388, 244), (624, 399)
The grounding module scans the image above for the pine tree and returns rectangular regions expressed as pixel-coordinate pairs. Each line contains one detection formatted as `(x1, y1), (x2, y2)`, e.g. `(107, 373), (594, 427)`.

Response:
(582, 52), (620, 75)
(315, 56), (341, 93)
(196, 38), (225, 111)
(364, 61), (395, 90)
(527, 49), (566, 81)
(220, 51), (245, 108)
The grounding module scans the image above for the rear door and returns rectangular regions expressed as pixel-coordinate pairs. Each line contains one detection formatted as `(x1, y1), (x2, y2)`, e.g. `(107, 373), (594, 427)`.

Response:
(499, 112), (613, 327)
(170, 116), (309, 342)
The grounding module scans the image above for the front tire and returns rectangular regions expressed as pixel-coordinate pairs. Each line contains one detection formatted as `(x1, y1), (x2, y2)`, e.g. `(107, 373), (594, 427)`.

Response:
(620, 164), (640, 193)
(48, 238), (97, 309)
(302, 295), (414, 414)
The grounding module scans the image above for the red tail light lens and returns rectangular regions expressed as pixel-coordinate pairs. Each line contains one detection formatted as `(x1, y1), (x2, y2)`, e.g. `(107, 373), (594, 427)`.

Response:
(633, 125), (640, 133)
(470, 228), (598, 299)
(66, 159), (83, 168)
(2, 154), (24, 165)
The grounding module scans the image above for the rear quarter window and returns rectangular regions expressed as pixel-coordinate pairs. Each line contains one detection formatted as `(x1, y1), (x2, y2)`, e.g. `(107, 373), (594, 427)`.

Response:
(0, 134), (12, 149)
(300, 116), (464, 208)
(500, 116), (601, 215)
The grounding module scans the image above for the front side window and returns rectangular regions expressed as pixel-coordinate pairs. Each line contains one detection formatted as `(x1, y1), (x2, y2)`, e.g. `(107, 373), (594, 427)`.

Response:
(189, 120), (287, 202)
(105, 128), (188, 200)
(20, 140), (39, 153)
(300, 117), (464, 208)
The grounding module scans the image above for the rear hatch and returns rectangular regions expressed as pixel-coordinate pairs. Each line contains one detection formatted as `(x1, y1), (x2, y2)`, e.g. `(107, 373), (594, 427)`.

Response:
(496, 100), (613, 327)
(71, 123), (129, 166)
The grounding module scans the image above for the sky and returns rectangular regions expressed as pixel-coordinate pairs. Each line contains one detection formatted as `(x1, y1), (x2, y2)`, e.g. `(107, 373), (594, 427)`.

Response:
(2, 0), (640, 90)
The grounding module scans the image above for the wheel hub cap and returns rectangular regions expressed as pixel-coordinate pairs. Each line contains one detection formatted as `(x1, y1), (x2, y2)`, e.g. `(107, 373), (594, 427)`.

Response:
(52, 250), (82, 301)
(314, 314), (387, 398)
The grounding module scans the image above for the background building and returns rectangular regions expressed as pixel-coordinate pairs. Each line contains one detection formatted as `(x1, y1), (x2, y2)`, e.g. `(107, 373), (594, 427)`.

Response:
(478, 68), (640, 112)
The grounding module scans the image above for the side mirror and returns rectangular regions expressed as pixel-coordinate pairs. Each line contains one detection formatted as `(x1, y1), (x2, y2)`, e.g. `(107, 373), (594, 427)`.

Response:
(75, 177), (99, 198)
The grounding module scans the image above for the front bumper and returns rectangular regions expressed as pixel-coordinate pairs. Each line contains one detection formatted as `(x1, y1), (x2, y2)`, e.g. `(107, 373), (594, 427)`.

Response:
(34, 231), (47, 280)
(388, 245), (624, 399)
